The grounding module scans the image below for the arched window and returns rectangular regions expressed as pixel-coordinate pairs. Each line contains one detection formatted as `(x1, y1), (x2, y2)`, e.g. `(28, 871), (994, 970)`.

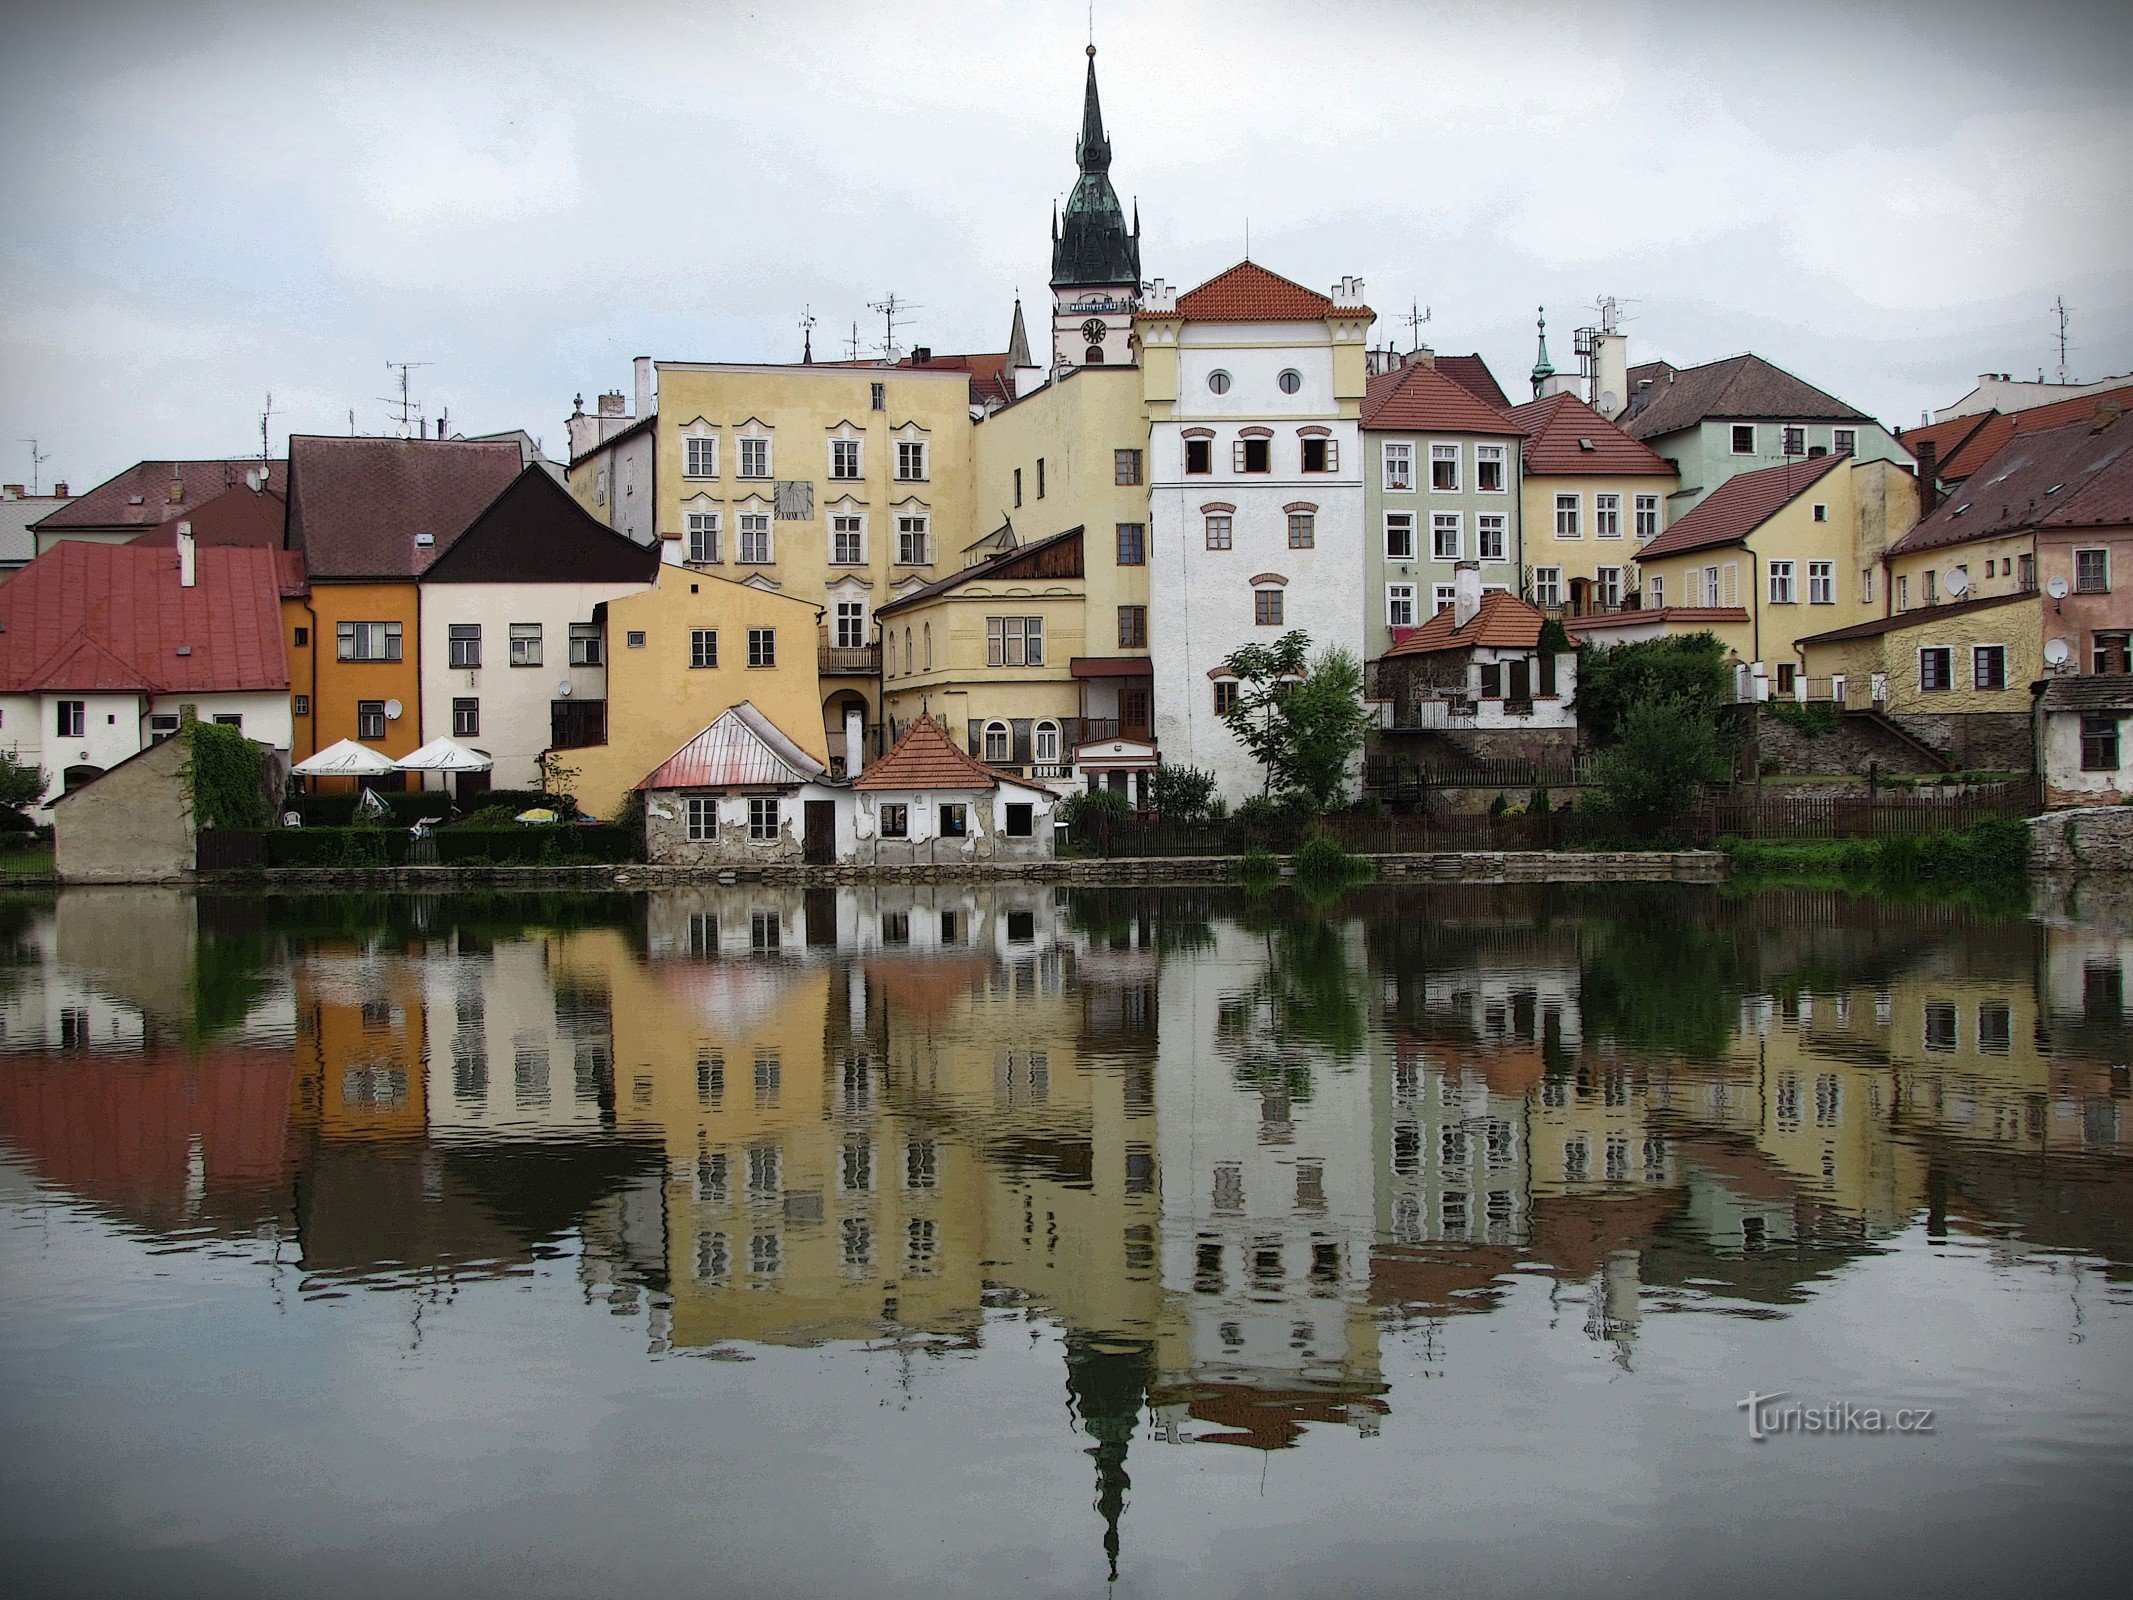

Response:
(983, 720), (1011, 763)
(887, 630), (897, 675)
(1085, 346), (1104, 365)
(904, 627), (913, 674)
(924, 622), (933, 669)
(1034, 720), (1060, 765)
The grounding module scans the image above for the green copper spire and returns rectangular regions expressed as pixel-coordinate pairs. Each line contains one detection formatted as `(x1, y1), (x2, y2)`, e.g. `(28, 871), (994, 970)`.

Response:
(1530, 306), (1556, 397)
(1051, 45), (1141, 291)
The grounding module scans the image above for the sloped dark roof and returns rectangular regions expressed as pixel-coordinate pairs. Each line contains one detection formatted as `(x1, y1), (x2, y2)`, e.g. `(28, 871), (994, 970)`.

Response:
(876, 525), (1083, 617)
(420, 466), (661, 584)
(1621, 354), (1870, 440)
(1363, 362), (1525, 436)
(1503, 392), (1675, 477)
(1896, 412), (1996, 482)
(1890, 409), (2133, 556)
(1052, 50), (1140, 291)
(2040, 676), (2133, 713)
(1795, 590), (2034, 646)
(286, 436), (522, 580)
(1637, 453), (1847, 560)
(1931, 385), (2133, 484)
(128, 482), (286, 548)
(1434, 354), (1511, 410)
(31, 458), (282, 534)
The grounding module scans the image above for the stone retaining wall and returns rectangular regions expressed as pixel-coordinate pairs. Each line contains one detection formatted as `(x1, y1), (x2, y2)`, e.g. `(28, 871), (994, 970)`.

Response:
(2029, 806), (2133, 874)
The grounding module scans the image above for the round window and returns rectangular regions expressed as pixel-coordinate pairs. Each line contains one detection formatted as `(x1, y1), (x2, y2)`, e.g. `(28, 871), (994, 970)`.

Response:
(1278, 368), (1302, 394)
(1207, 370), (1232, 395)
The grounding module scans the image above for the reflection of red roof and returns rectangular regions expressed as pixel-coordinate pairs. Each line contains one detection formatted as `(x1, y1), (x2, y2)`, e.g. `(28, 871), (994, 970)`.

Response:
(1638, 453), (1847, 560)
(856, 713), (1031, 792)
(1382, 589), (1545, 658)
(0, 541), (289, 693)
(1153, 1377), (1389, 1451)
(1504, 392), (1676, 477)
(0, 1046), (293, 1233)
(1370, 1243), (1520, 1316)
(1363, 361), (1525, 436)
(1528, 1190), (1685, 1279)
(1142, 261), (1366, 323)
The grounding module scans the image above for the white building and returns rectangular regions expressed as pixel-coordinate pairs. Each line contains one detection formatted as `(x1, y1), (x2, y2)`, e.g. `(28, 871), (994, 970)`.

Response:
(1137, 263), (1374, 803)
(0, 535), (292, 817)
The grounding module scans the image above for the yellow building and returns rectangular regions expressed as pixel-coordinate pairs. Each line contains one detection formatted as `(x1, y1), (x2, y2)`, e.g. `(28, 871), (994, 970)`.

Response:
(1799, 591), (2043, 717)
(567, 360), (980, 769)
(569, 565), (827, 820)
(1632, 455), (1918, 689)
(1501, 392), (1677, 614)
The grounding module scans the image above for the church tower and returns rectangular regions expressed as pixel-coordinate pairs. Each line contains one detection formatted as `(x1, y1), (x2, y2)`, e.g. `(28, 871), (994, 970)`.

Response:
(1050, 45), (1141, 374)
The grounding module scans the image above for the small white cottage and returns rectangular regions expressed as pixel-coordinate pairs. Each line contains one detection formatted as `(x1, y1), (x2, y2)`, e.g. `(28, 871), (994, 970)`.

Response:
(851, 714), (1057, 866)
(637, 701), (851, 866)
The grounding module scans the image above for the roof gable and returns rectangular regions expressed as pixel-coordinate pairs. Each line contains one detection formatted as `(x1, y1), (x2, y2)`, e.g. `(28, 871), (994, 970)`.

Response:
(1934, 384), (2133, 482)
(1434, 354), (1512, 410)
(420, 467), (662, 585)
(1503, 392), (1675, 477)
(855, 714), (1024, 791)
(1362, 362), (1524, 436)
(1382, 590), (1546, 658)
(1637, 453), (1847, 560)
(877, 526), (1083, 617)
(128, 482), (286, 548)
(1153, 262), (1349, 323)
(636, 701), (827, 791)
(1622, 354), (1869, 440)
(286, 435), (522, 580)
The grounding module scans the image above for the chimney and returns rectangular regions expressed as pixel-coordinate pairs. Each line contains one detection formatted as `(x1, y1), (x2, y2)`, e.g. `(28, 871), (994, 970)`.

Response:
(1916, 440), (1940, 514)
(2094, 395), (2123, 432)
(168, 476), (185, 505)
(176, 522), (197, 588)
(1452, 561), (1482, 629)
(1404, 344), (1436, 370)
(634, 356), (654, 420)
(1, 484), (19, 500)
(52, 481), (67, 498)
(911, 346), (932, 364)
(598, 390), (627, 418)
(1331, 275), (1366, 310)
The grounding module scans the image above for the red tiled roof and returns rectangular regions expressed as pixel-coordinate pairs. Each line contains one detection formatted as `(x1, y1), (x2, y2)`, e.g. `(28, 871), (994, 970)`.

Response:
(1890, 408), (2133, 555)
(0, 541), (289, 694)
(636, 701), (826, 791)
(1434, 354), (1511, 410)
(128, 482), (286, 548)
(286, 436), (522, 581)
(898, 349), (1015, 409)
(29, 458), (282, 534)
(1894, 412), (1994, 480)
(1637, 453), (1847, 560)
(856, 713), (1027, 791)
(1363, 361), (1525, 436)
(1382, 590), (1546, 658)
(1503, 392), (1676, 477)
(1933, 384), (2133, 482)
(1142, 261), (1366, 323)
(1564, 606), (1747, 635)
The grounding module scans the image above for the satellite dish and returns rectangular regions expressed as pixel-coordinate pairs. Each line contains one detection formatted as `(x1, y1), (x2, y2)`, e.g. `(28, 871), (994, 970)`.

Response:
(383, 699), (403, 721)
(1944, 567), (1969, 597)
(2046, 576), (2070, 599)
(1599, 389), (1620, 414)
(556, 680), (574, 697)
(2044, 638), (2071, 667)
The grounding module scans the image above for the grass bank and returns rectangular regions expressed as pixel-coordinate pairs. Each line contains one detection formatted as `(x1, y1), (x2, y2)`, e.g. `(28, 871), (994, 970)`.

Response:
(1718, 818), (2031, 912)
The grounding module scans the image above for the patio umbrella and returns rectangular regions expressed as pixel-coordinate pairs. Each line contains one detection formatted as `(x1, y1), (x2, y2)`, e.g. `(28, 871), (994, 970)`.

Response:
(395, 737), (494, 773)
(291, 738), (397, 776)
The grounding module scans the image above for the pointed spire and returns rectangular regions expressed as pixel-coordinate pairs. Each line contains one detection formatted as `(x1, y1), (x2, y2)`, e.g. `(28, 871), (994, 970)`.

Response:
(1530, 305), (1556, 397)
(1006, 297), (1032, 369)
(802, 326), (813, 364)
(1132, 197), (1140, 238)
(1077, 44), (1111, 175)
(1063, 1334), (1153, 1588)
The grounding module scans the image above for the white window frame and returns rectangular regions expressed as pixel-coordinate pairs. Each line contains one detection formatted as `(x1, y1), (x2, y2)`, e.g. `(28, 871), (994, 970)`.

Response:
(1386, 583), (1417, 628)
(982, 720), (1011, 763)
(1477, 514), (1507, 563)
(1596, 566), (1623, 607)
(895, 439), (928, 482)
(1647, 574), (1664, 609)
(1475, 443), (1507, 494)
(985, 615), (1044, 667)
(1594, 493), (1622, 539)
(683, 433), (719, 479)
(1532, 567), (1562, 607)
(569, 622), (601, 666)
(1382, 441), (1414, 492)
(748, 796), (779, 842)
(1034, 721), (1061, 764)
(1634, 494), (1661, 540)
(830, 512), (865, 566)
(897, 513), (930, 566)
(1731, 423), (1756, 455)
(1971, 643), (2008, 692)
(1431, 512), (1461, 562)
(337, 619), (403, 662)
(689, 628), (718, 669)
(1554, 493), (1581, 539)
(1432, 582), (1457, 614)
(747, 627), (777, 669)
(1430, 442), (1461, 492)
(829, 436), (862, 481)
(737, 433), (772, 479)
(508, 622), (543, 667)
(833, 600), (866, 651)
(737, 510), (772, 564)
(1768, 560), (1796, 605)
(1384, 512), (1415, 561)
(1808, 560), (1834, 604)
(686, 797), (716, 841)
(686, 509), (721, 564)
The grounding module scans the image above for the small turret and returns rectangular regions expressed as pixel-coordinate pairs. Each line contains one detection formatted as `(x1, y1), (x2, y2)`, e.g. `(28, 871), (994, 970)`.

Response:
(1530, 306), (1556, 398)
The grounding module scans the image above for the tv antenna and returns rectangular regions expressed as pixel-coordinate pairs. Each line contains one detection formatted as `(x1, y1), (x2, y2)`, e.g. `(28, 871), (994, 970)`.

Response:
(1401, 302), (1432, 351)
(866, 294), (919, 361)
(381, 359), (432, 436)
(843, 321), (865, 362)
(798, 305), (817, 364)
(20, 437), (48, 495)
(2054, 295), (2071, 385)
(258, 392), (276, 471)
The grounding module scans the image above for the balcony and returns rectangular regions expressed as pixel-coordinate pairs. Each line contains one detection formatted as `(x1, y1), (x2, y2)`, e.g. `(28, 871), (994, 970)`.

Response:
(819, 643), (881, 675)
(1393, 695), (1479, 732)
(1075, 718), (1154, 745)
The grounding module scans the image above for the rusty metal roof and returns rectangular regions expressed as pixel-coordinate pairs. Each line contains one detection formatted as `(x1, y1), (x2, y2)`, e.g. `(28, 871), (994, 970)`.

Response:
(635, 701), (827, 791)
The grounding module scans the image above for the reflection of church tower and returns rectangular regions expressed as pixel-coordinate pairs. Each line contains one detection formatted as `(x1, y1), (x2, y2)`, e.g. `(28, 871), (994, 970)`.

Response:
(1050, 45), (1142, 374)
(1063, 1331), (1154, 1584)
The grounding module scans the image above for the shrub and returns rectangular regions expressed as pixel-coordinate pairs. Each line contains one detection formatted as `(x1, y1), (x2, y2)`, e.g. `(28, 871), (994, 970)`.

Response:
(0, 748), (50, 822)
(183, 721), (271, 831)
(1059, 787), (1133, 849)
(1576, 633), (1734, 747)
(1234, 845), (1280, 885)
(1148, 762), (1218, 822)
(1767, 700), (1839, 739)
(1589, 696), (1728, 845)
(292, 792), (452, 827)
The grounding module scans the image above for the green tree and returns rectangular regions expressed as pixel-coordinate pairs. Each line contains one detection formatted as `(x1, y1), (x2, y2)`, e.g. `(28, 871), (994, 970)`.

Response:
(1147, 762), (1217, 821)
(1575, 632), (1734, 746)
(0, 749), (49, 819)
(1591, 696), (1728, 844)
(1220, 631), (1370, 812)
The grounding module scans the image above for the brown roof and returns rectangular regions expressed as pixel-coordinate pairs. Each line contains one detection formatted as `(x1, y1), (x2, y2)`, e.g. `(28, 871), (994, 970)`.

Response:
(898, 349), (1014, 409)
(1503, 392), (1675, 477)
(1933, 384), (2133, 483)
(31, 458), (283, 534)
(1434, 353), (1511, 410)
(1142, 261), (1366, 323)
(1621, 354), (1870, 440)
(285, 436), (522, 581)
(1637, 453), (1847, 560)
(1362, 361), (1525, 436)
(1796, 590), (2035, 647)
(2040, 676), (2133, 714)
(420, 467), (660, 585)
(855, 714), (1029, 792)
(875, 525), (1083, 618)
(128, 482), (286, 548)
(1896, 412), (1995, 481)
(1382, 589), (1546, 658)
(1890, 408), (2133, 556)
(1070, 656), (1154, 678)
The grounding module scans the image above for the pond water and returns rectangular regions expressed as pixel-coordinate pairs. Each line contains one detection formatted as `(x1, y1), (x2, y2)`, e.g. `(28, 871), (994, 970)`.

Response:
(1, 881), (2130, 1599)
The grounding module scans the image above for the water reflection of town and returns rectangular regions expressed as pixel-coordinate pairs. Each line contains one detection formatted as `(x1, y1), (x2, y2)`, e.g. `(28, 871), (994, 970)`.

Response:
(2, 883), (2129, 1502)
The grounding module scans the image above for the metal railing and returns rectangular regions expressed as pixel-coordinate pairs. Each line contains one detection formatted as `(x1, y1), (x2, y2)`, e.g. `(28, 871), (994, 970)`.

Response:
(819, 643), (881, 674)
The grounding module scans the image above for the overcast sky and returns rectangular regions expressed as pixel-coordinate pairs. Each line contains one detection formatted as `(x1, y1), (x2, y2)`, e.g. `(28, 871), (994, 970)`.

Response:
(3, 0), (2130, 493)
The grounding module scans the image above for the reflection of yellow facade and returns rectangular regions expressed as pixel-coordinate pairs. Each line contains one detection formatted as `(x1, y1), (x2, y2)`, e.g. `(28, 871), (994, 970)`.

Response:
(293, 951), (429, 1142)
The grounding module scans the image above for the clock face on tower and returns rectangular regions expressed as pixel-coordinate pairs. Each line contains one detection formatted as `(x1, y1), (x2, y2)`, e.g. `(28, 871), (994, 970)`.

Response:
(1081, 318), (1107, 344)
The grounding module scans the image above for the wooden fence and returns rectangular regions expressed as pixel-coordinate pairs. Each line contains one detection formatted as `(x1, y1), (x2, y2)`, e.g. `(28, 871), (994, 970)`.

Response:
(1698, 779), (2038, 842)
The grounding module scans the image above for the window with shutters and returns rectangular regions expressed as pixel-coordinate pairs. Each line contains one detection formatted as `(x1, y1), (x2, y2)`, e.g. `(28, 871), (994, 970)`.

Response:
(829, 437), (861, 480)
(1205, 514), (1232, 551)
(1385, 512), (1415, 560)
(738, 435), (771, 478)
(1116, 523), (1144, 566)
(1430, 443), (1460, 491)
(684, 435), (718, 478)
(1383, 442), (1413, 491)
(509, 623), (543, 666)
(448, 623), (481, 668)
(1478, 514), (1507, 562)
(831, 513), (864, 565)
(1432, 513), (1461, 561)
(1300, 435), (1335, 472)
(1234, 437), (1270, 473)
(686, 509), (721, 563)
